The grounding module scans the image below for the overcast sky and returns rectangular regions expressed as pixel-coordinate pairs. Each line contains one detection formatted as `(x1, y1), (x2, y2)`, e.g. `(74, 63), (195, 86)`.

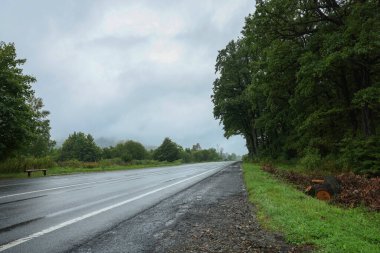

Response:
(0, 0), (255, 155)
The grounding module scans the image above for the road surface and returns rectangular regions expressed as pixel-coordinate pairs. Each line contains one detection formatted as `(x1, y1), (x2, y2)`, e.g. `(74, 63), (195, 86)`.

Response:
(0, 162), (234, 253)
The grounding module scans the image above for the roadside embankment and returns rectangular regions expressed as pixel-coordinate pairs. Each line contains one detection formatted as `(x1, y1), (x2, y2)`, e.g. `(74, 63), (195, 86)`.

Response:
(243, 163), (380, 253)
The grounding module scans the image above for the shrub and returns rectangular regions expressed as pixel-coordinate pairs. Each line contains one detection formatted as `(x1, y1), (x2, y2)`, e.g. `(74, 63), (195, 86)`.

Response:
(57, 159), (83, 168)
(81, 162), (99, 168)
(300, 148), (322, 171)
(102, 141), (148, 161)
(0, 156), (56, 173)
(60, 132), (101, 162)
(153, 138), (181, 162)
(339, 137), (380, 175)
(99, 158), (124, 167)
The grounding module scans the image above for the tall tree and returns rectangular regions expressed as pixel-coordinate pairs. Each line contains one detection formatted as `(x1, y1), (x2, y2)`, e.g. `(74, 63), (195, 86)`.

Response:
(0, 42), (53, 160)
(60, 132), (101, 162)
(212, 39), (257, 157)
(104, 140), (148, 162)
(21, 97), (56, 157)
(153, 138), (181, 162)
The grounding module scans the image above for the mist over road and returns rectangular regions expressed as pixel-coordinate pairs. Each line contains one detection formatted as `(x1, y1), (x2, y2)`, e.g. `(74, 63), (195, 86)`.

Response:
(0, 162), (234, 253)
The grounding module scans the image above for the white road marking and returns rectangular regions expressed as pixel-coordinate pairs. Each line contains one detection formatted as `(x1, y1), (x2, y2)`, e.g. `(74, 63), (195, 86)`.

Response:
(0, 168), (218, 252)
(0, 183), (32, 188)
(0, 166), (215, 199)
(0, 177), (131, 200)
(46, 177), (177, 218)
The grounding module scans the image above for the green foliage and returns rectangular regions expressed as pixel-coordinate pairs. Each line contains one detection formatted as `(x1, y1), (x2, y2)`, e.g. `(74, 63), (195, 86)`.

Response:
(98, 158), (124, 167)
(123, 140), (148, 160)
(339, 137), (380, 175)
(352, 87), (380, 110)
(153, 137), (181, 162)
(0, 156), (56, 173)
(103, 140), (148, 162)
(0, 42), (54, 160)
(192, 148), (220, 162)
(180, 148), (193, 163)
(212, 39), (257, 156)
(300, 148), (322, 171)
(60, 132), (101, 162)
(187, 148), (221, 163)
(20, 96), (56, 157)
(226, 153), (238, 161)
(243, 163), (380, 253)
(179, 145), (224, 163)
(57, 159), (84, 168)
(212, 0), (380, 173)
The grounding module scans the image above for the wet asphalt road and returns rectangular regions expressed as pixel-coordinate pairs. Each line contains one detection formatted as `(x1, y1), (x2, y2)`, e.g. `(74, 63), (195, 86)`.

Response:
(0, 162), (234, 253)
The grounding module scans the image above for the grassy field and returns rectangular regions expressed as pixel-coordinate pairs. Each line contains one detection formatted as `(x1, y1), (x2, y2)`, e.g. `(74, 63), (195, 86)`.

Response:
(0, 160), (182, 179)
(243, 163), (380, 253)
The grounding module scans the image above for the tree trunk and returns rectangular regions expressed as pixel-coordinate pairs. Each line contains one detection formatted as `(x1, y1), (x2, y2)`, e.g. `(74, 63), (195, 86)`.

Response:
(359, 66), (376, 136)
(245, 134), (255, 159)
(354, 64), (376, 136)
(339, 69), (358, 136)
(361, 103), (375, 136)
(253, 128), (259, 155)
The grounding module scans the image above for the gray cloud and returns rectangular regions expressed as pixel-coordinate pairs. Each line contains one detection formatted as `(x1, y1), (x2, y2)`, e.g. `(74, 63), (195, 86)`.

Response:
(0, 0), (255, 155)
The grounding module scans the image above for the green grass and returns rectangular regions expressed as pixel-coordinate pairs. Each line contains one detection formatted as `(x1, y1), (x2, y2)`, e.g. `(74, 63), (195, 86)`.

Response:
(0, 160), (182, 179)
(243, 163), (380, 253)
(263, 159), (351, 175)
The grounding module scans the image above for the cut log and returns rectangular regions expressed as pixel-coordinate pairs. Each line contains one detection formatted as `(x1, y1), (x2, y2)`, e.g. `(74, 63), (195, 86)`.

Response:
(314, 184), (334, 201)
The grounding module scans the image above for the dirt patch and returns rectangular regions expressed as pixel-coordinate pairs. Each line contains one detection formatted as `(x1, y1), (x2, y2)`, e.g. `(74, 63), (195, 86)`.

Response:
(261, 164), (380, 211)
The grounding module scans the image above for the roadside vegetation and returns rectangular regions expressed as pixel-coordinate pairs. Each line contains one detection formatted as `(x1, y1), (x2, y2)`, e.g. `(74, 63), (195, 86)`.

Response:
(243, 163), (380, 253)
(0, 129), (235, 178)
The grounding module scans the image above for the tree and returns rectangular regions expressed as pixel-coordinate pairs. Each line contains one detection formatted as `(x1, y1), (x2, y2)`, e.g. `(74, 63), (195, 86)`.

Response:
(227, 153), (238, 161)
(191, 143), (202, 151)
(0, 42), (53, 160)
(212, 39), (257, 157)
(104, 140), (148, 162)
(180, 148), (193, 163)
(123, 140), (148, 160)
(192, 148), (221, 162)
(153, 138), (181, 162)
(20, 97), (56, 157)
(212, 0), (380, 173)
(102, 140), (148, 161)
(60, 132), (101, 162)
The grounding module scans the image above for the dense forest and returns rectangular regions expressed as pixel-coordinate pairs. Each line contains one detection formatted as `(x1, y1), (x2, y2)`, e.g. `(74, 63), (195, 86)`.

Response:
(212, 0), (379, 174)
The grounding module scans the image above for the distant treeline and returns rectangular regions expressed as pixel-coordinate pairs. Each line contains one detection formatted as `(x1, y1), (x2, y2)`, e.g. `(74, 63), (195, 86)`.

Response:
(0, 131), (236, 173)
(0, 41), (238, 173)
(56, 132), (231, 164)
(212, 1), (379, 174)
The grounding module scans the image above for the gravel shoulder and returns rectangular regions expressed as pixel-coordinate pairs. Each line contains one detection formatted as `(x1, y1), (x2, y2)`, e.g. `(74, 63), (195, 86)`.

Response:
(69, 163), (311, 253)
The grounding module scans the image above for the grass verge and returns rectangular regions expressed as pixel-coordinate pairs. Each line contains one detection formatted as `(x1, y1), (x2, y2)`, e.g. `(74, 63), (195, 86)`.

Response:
(243, 163), (380, 253)
(0, 161), (182, 179)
